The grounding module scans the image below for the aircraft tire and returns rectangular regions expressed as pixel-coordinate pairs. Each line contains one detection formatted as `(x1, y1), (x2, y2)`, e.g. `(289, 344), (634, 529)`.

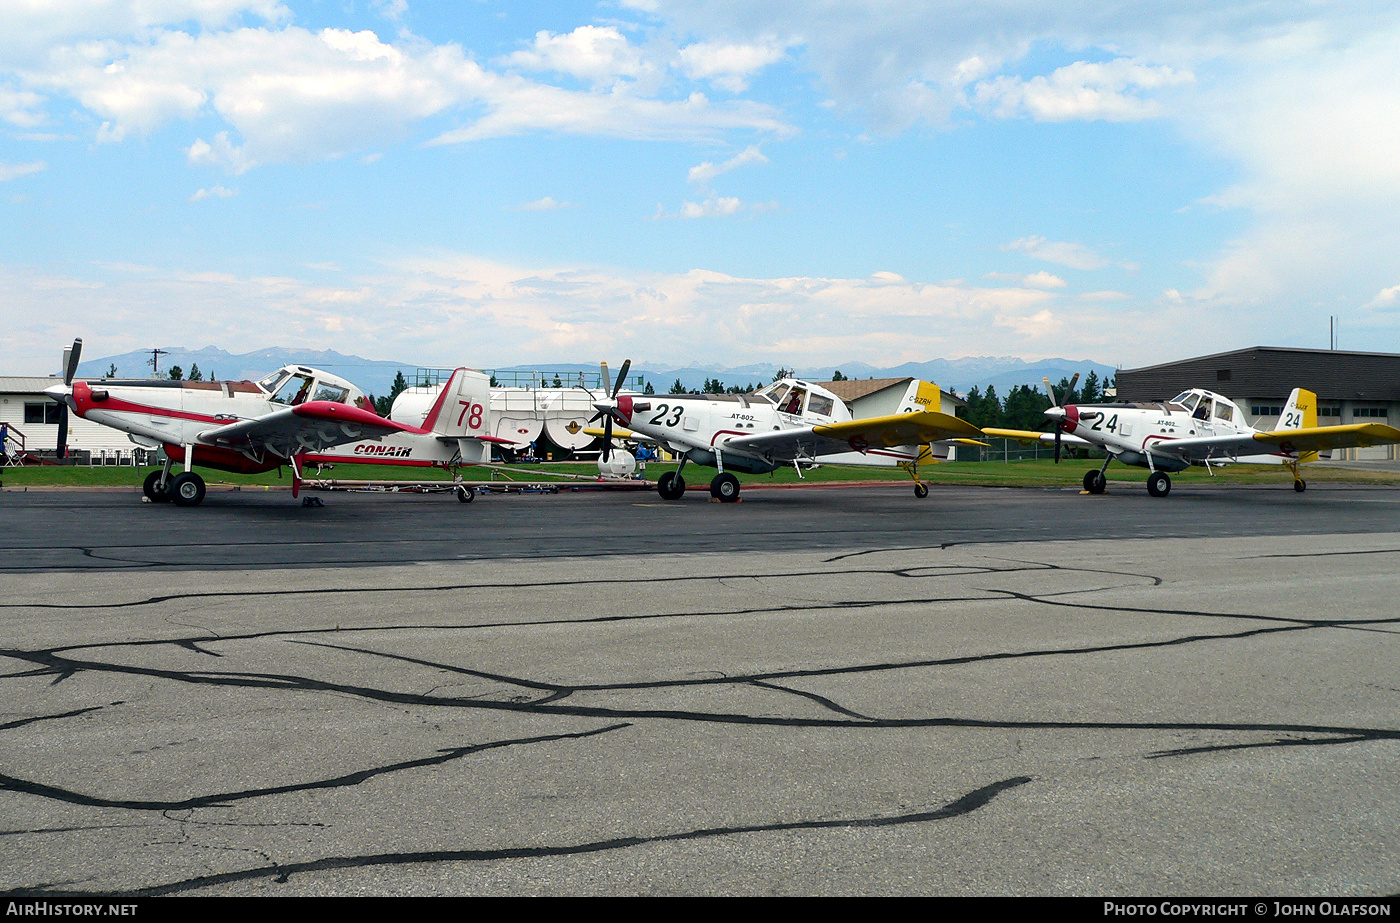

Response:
(657, 471), (686, 501)
(170, 472), (206, 507)
(914, 482), (929, 499)
(1295, 479), (1307, 493)
(456, 486), (475, 503)
(710, 472), (740, 502)
(1084, 470), (1106, 494)
(1147, 471), (1171, 498)
(143, 470), (172, 502)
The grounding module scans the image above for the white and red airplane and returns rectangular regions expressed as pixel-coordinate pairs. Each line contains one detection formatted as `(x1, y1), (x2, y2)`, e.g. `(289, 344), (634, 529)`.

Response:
(985, 381), (1400, 497)
(45, 339), (506, 506)
(586, 360), (985, 502)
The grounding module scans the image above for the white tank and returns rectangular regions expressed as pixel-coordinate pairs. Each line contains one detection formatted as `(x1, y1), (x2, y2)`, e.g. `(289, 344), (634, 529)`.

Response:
(597, 449), (636, 478)
(389, 386), (441, 427)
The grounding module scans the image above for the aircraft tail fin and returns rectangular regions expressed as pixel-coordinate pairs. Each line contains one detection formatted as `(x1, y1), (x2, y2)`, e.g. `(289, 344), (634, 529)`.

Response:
(422, 368), (493, 439)
(1278, 388), (1320, 463)
(1277, 388), (1317, 431)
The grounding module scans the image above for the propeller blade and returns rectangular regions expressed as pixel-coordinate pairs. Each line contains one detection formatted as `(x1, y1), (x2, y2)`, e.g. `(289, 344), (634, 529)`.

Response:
(64, 338), (83, 386)
(600, 361), (612, 397)
(602, 414), (613, 462)
(56, 403), (69, 459)
(1042, 376), (1059, 408)
(612, 359), (631, 399)
(1066, 372), (1080, 404)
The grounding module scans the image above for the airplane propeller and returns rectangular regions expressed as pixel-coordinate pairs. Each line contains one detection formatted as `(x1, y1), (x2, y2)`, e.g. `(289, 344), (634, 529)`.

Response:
(588, 359), (633, 462)
(1041, 373), (1078, 464)
(52, 338), (82, 459)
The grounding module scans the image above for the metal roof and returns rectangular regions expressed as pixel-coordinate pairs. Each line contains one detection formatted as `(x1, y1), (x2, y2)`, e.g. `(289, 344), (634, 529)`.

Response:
(1116, 347), (1400, 402)
(0, 377), (67, 393)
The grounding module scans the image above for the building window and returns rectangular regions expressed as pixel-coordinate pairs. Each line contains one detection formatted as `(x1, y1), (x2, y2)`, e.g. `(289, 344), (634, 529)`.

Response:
(1251, 405), (1283, 417)
(1216, 369), (1232, 382)
(1354, 407), (1388, 419)
(1319, 406), (1341, 417)
(23, 402), (61, 424)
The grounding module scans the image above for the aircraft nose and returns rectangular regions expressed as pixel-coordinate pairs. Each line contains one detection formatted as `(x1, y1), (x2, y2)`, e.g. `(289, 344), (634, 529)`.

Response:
(1060, 404), (1080, 430)
(44, 383), (71, 405)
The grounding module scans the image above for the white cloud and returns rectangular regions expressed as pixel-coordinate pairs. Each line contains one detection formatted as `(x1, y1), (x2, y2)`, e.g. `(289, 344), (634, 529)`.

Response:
(17, 22), (792, 171)
(1363, 284), (1400, 310)
(1021, 271), (1067, 289)
(0, 161), (45, 181)
(680, 193), (743, 218)
(511, 196), (573, 211)
(688, 144), (767, 185)
(677, 41), (786, 92)
(189, 184), (236, 201)
(972, 59), (1193, 122)
(502, 26), (652, 87)
(1002, 236), (1109, 271)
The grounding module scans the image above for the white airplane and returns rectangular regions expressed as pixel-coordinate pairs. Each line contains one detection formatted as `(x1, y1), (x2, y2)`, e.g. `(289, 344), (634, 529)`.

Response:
(587, 360), (985, 501)
(984, 380), (1400, 497)
(45, 339), (505, 506)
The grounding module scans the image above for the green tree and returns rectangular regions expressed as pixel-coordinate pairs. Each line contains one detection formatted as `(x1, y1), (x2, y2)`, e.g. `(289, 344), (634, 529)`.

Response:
(1004, 383), (1052, 431)
(831, 370), (846, 381)
(1080, 370), (1101, 404)
(644, 381), (655, 395)
(702, 377), (725, 393)
(553, 374), (563, 388)
(104, 363), (117, 378)
(188, 363), (203, 382)
(669, 379), (687, 394)
(772, 367), (793, 382)
(167, 366), (184, 381)
(376, 371), (410, 416)
(489, 374), (499, 387)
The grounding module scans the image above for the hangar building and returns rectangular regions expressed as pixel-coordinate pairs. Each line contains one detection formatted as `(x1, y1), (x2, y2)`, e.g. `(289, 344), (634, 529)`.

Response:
(1115, 347), (1400, 460)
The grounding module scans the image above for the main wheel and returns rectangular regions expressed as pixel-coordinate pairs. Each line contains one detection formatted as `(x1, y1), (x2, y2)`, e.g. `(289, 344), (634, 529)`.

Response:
(170, 471), (206, 506)
(1294, 479), (1307, 493)
(710, 472), (740, 502)
(1084, 470), (1106, 494)
(143, 470), (172, 502)
(657, 471), (686, 501)
(456, 486), (475, 503)
(1146, 471), (1171, 498)
(913, 482), (929, 499)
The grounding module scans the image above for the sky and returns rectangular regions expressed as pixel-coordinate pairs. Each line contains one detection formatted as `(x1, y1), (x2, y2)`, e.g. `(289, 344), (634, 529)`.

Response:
(2, 0), (1399, 376)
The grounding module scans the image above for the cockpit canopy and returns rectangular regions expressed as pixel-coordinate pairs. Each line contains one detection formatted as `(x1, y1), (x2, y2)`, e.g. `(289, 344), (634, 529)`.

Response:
(752, 379), (845, 420)
(1169, 389), (1239, 424)
(257, 366), (370, 410)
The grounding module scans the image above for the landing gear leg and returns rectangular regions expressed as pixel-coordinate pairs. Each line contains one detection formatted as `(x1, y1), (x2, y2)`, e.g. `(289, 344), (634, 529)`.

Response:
(1288, 461), (1306, 493)
(658, 457), (688, 501)
(900, 451), (930, 499)
(1083, 456), (1110, 494)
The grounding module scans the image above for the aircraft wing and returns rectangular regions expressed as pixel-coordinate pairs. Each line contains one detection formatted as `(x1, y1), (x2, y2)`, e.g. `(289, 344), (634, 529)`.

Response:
(1158, 422), (1400, 461)
(982, 427), (1096, 449)
(198, 401), (414, 457)
(583, 425), (659, 444)
(721, 410), (983, 461)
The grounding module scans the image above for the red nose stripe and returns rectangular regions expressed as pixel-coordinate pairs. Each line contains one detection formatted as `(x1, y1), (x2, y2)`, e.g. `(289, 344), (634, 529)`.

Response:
(617, 394), (633, 425)
(1063, 404), (1079, 431)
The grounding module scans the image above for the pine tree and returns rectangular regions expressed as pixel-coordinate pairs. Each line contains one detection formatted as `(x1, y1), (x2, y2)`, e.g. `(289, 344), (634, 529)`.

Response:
(168, 366), (184, 381)
(188, 363), (203, 382)
(669, 379), (687, 394)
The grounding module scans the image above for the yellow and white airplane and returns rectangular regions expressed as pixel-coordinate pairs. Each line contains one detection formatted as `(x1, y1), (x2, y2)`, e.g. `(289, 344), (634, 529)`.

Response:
(985, 382), (1400, 497)
(587, 361), (985, 502)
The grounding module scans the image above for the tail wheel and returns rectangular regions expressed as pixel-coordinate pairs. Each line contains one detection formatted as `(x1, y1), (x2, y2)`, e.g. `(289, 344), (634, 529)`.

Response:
(1146, 471), (1171, 498)
(1294, 479), (1306, 493)
(1084, 470), (1106, 494)
(657, 471), (686, 501)
(170, 471), (206, 507)
(143, 470), (172, 502)
(710, 472), (741, 502)
(913, 482), (929, 499)
(457, 486), (475, 503)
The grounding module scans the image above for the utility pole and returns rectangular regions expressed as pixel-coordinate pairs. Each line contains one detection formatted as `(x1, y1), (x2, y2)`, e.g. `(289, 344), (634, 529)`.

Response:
(148, 348), (167, 379)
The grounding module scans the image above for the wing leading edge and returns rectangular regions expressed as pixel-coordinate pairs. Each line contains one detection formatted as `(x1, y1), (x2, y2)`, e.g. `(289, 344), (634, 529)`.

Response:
(723, 410), (984, 461)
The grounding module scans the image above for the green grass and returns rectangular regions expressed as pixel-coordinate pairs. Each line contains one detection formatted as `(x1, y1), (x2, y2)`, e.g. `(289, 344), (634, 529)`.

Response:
(5, 457), (1398, 489)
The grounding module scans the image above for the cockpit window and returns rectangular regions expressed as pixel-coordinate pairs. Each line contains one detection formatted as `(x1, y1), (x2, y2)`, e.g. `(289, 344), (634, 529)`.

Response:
(259, 371), (291, 394)
(807, 394), (835, 417)
(1176, 393), (1200, 412)
(779, 387), (807, 415)
(1214, 401), (1234, 422)
(312, 384), (349, 404)
(270, 374), (314, 406)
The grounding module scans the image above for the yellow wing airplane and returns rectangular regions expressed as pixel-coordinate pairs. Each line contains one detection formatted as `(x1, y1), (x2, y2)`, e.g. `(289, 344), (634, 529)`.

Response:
(587, 361), (984, 501)
(985, 379), (1400, 497)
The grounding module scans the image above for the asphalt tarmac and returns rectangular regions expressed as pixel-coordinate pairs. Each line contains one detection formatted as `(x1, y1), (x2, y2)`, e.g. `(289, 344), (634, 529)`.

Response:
(2, 482), (1398, 895)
